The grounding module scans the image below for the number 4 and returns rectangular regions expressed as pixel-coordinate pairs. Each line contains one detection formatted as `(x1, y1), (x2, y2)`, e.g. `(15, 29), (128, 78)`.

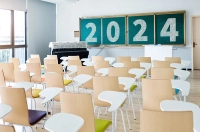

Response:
(160, 18), (179, 42)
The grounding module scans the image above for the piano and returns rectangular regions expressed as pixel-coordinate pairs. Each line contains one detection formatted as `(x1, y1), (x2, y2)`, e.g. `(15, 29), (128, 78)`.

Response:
(49, 42), (89, 64)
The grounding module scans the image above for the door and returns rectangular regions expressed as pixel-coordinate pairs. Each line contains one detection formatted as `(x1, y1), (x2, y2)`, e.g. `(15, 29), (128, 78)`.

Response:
(193, 17), (200, 69)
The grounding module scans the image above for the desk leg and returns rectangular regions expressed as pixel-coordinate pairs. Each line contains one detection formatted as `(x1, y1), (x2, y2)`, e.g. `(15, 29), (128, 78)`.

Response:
(112, 111), (115, 132)
(184, 96), (186, 102)
(52, 99), (54, 115)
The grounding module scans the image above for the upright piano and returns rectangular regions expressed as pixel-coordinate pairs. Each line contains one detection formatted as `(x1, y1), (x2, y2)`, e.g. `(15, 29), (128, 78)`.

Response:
(49, 42), (89, 64)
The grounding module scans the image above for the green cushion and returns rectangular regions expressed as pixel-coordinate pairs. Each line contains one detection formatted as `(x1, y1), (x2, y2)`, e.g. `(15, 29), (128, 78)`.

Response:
(130, 85), (137, 92)
(95, 118), (112, 132)
(141, 75), (146, 79)
(32, 89), (42, 98)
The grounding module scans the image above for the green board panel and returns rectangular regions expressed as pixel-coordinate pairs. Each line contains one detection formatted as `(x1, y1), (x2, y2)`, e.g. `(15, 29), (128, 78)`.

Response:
(156, 13), (184, 44)
(102, 17), (126, 45)
(128, 15), (154, 45)
(80, 18), (101, 45)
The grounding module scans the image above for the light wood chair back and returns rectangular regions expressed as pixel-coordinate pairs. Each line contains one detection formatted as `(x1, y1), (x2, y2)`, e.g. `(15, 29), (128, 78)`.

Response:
(44, 58), (57, 68)
(14, 71), (30, 82)
(93, 76), (119, 106)
(0, 69), (6, 87)
(165, 57), (181, 64)
(0, 88), (30, 126)
(46, 64), (63, 74)
(77, 66), (95, 89)
(60, 92), (96, 132)
(117, 56), (131, 63)
(153, 60), (170, 68)
(45, 72), (64, 101)
(151, 67), (174, 79)
(68, 60), (82, 66)
(140, 110), (193, 132)
(93, 60), (109, 72)
(123, 61), (141, 77)
(28, 58), (41, 64)
(142, 79), (173, 111)
(136, 57), (151, 63)
(68, 56), (80, 60)
(92, 56), (104, 63)
(9, 58), (20, 70)
(26, 63), (42, 83)
(47, 55), (58, 59)
(31, 54), (40, 58)
(0, 125), (15, 132)
(0, 63), (14, 82)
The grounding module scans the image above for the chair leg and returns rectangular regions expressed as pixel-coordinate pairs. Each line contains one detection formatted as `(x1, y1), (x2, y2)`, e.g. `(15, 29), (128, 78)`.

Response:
(105, 107), (108, 116)
(115, 110), (117, 128)
(125, 107), (132, 130)
(97, 107), (101, 118)
(118, 109), (127, 132)
(135, 89), (142, 110)
(129, 94), (136, 120)
(29, 126), (33, 132)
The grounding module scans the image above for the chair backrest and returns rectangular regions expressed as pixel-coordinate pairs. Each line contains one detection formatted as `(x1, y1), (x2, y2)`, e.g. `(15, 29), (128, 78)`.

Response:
(9, 58), (20, 70)
(60, 92), (96, 132)
(151, 67), (174, 79)
(68, 56), (80, 60)
(44, 58), (57, 68)
(93, 76), (119, 106)
(31, 54), (40, 58)
(0, 63), (14, 82)
(26, 63), (42, 83)
(117, 56), (131, 63)
(46, 64), (63, 74)
(165, 57), (181, 64)
(0, 88), (30, 126)
(136, 57), (151, 63)
(77, 66), (95, 89)
(153, 60), (170, 68)
(28, 58), (41, 64)
(0, 125), (15, 132)
(68, 60), (82, 66)
(14, 70), (30, 82)
(92, 56), (104, 62)
(47, 55), (58, 59)
(45, 72), (64, 101)
(140, 110), (193, 132)
(142, 79), (173, 111)
(123, 61), (141, 77)
(0, 69), (6, 87)
(93, 60), (109, 72)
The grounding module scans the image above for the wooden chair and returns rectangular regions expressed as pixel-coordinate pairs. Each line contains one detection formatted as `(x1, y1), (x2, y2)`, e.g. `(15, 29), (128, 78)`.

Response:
(117, 56), (131, 63)
(60, 92), (111, 132)
(92, 56), (104, 63)
(31, 54), (40, 58)
(9, 58), (20, 70)
(68, 60), (82, 66)
(136, 57), (151, 63)
(142, 79), (173, 111)
(165, 57), (181, 64)
(46, 64), (63, 74)
(44, 58), (57, 68)
(77, 66), (95, 90)
(151, 67), (174, 79)
(93, 60), (109, 73)
(153, 60), (170, 68)
(0, 88), (46, 131)
(45, 72), (65, 101)
(0, 63), (14, 83)
(28, 58), (41, 64)
(68, 56), (80, 60)
(123, 61), (141, 78)
(0, 125), (15, 132)
(140, 110), (193, 132)
(0, 69), (6, 87)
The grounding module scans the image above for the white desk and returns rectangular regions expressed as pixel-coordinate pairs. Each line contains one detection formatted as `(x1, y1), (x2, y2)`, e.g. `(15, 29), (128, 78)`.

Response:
(44, 113), (84, 132)
(0, 104), (12, 119)
(81, 58), (91, 62)
(160, 100), (200, 132)
(96, 68), (108, 76)
(112, 63), (124, 68)
(12, 82), (34, 91)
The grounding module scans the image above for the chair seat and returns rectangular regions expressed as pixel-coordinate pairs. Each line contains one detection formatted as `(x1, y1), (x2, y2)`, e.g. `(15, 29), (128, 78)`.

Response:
(130, 85), (137, 92)
(95, 118), (112, 132)
(32, 89), (42, 98)
(28, 110), (46, 125)
(64, 80), (72, 85)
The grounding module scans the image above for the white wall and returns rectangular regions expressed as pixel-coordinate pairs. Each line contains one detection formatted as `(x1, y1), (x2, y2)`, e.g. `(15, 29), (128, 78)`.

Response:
(56, 0), (200, 68)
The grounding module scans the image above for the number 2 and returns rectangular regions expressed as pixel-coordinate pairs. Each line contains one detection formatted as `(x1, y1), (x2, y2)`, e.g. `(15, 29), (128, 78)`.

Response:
(85, 23), (97, 42)
(133, 19), (148, 41)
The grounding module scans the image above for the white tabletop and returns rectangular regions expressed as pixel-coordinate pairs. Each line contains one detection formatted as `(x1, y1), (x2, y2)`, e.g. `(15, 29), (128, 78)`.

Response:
(98, 91), (126, 112)
(73, 74), (92, 87)
(60, 57), (68, 61)
(96, 68), (108, 76)
(12, 82), (34, 91)
(118, 77), (136, 90)
(44, 113), (84, 132)
(81, 58), (91, 62)
(128, 68), (146, 78)
(112, 63), (124, 68)
(140, 62), (152, 70)
(0, 104), (12, 119)
(19, 64), (26, 71)
(170, 63), (185, 70)
(39, 88), (63, 104)
(83, 61), (95, 66)
(30, 72), (35, 77)
(160, 100), (200, 132)
(171, 80), (190, 96)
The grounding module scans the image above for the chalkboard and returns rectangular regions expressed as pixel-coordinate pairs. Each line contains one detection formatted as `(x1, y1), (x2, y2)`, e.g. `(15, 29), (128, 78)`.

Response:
(102, 17), (126, 45)
(80, 18), (101, 45)
(156, 13), (185, 45)
(128, 15), (154, 45)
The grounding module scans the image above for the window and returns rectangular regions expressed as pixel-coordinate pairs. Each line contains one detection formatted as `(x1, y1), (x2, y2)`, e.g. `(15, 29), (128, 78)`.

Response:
(0, 9), (26, 63)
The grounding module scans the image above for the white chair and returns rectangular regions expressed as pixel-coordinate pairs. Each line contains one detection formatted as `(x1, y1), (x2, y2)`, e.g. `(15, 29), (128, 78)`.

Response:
(96, 68), (109, 76)
(104, 57), (115, 65)
(170, 63), (185, 70)
(44, 113), (84, 132)
(171, 80), (190, 102)
(140, 62), (152, 78)
(83, 61), (95, 66)
(181, 60), (191, 71)
(174, 69), (190, 81)
(160, 100), (200, 132)
(112, 63), (124, 68)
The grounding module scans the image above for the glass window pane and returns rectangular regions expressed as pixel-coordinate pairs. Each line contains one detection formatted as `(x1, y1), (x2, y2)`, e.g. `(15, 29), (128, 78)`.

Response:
(0, 9), (11, 45)
(14, 48), (25, 64)
(14, 11), (25, 45)
(0, 49), (12, 62)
